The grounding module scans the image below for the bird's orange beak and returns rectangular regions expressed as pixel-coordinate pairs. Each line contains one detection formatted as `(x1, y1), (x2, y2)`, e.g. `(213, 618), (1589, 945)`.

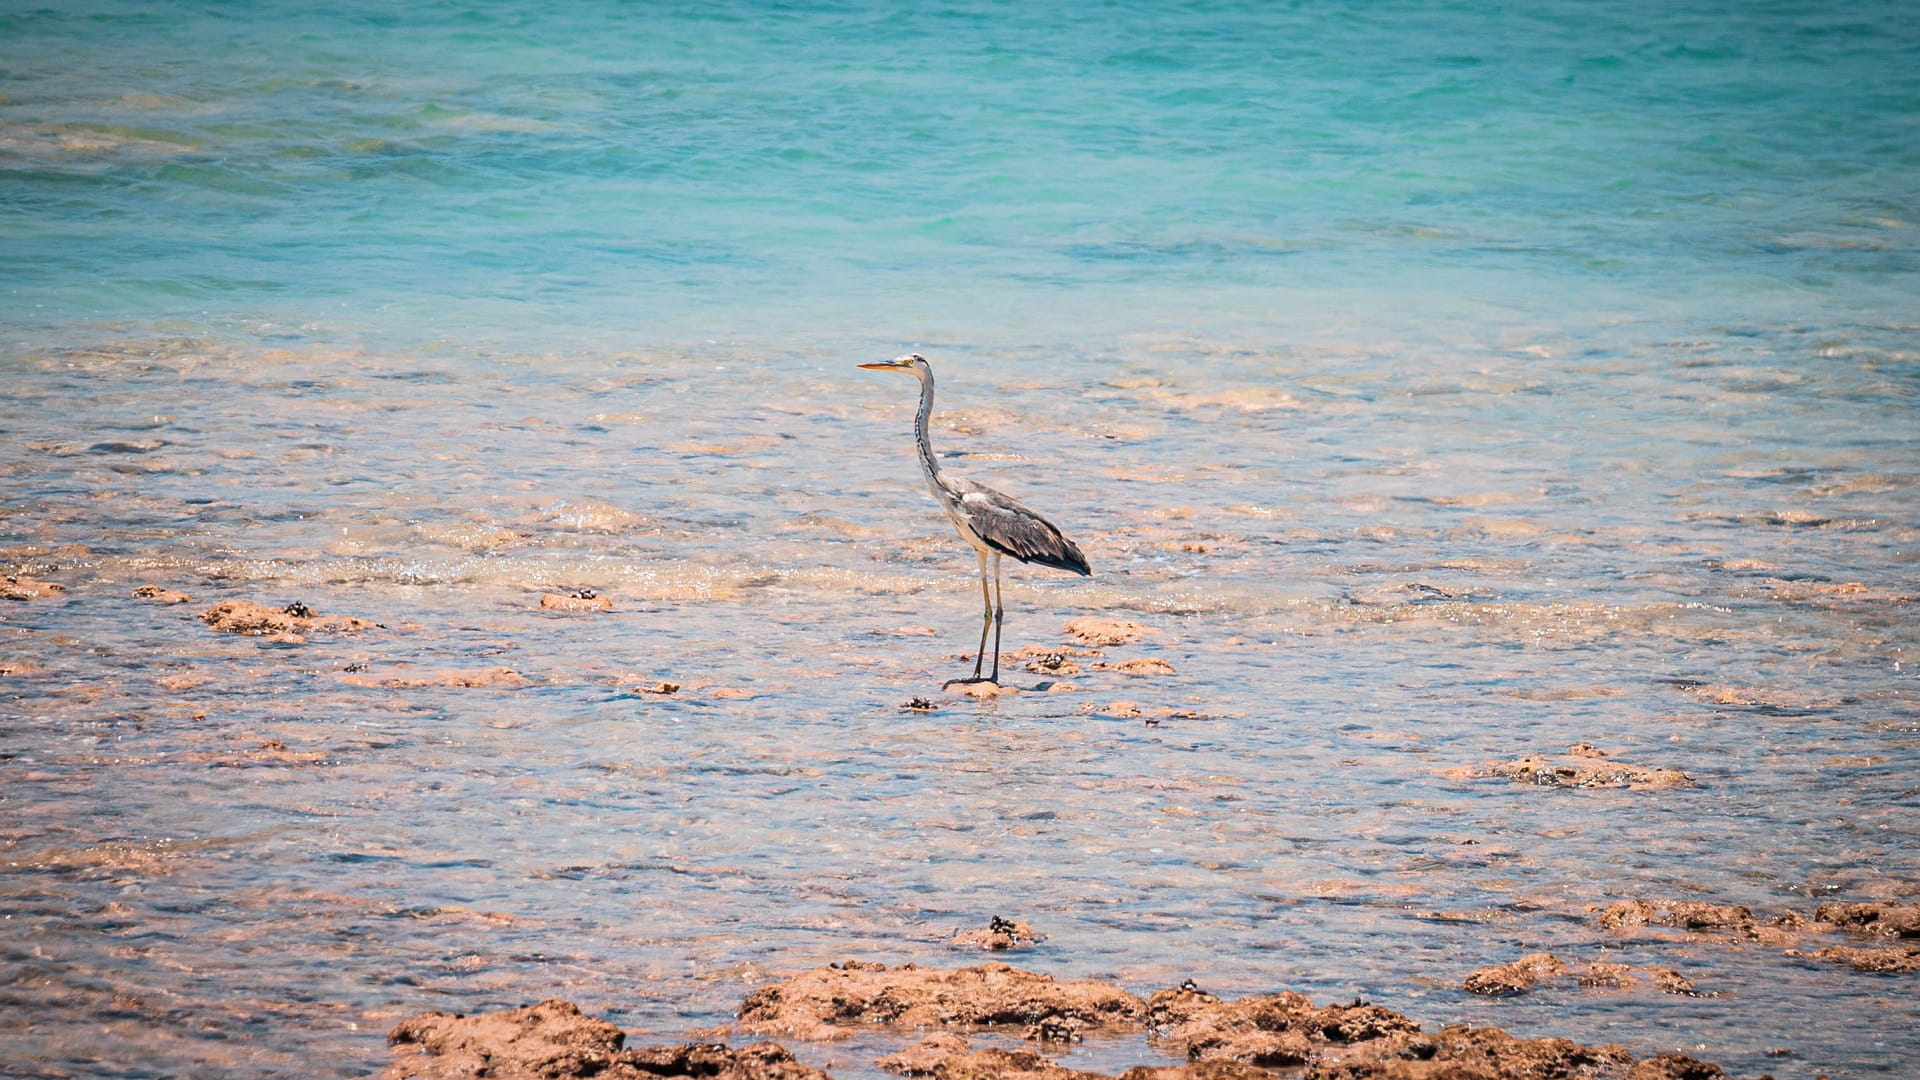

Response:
(858, 360), (905, 370)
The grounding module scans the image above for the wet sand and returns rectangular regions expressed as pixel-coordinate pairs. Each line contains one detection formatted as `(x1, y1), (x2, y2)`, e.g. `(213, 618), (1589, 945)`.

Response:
(1, 331), (1916, 1078)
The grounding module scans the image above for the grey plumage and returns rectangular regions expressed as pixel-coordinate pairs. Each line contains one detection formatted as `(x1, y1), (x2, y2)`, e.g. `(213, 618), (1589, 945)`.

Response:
(945, 478), (1091, 575)
(859, 352), (1090, 684)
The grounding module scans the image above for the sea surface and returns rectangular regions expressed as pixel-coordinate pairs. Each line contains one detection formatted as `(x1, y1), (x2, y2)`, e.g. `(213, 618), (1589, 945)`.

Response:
(2, 3), (1917, 1078)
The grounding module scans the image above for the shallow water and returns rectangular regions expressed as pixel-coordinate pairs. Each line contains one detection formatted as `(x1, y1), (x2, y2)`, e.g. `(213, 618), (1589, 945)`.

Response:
(4, 3), (1920, 1078)
(2, 328), (1916, 1078)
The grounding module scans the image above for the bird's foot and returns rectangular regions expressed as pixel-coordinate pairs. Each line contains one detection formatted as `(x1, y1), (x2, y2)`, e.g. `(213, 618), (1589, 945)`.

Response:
(943, 676), (1000, 688)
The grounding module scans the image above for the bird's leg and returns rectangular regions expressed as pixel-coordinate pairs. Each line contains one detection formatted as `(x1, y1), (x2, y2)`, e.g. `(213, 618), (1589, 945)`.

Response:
(989, 553), (1004, 683)
(971, 548), (993, 681)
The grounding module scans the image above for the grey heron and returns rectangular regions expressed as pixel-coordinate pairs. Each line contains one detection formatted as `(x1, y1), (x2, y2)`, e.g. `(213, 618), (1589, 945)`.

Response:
(859, 353), (1091, 684)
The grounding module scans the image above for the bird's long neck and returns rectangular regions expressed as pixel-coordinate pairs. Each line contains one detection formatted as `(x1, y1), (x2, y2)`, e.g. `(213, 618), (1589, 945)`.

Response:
(911, 366), (947, 497)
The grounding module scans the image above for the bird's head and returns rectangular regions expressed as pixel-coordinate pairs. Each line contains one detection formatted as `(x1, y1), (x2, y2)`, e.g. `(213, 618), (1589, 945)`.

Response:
(858, 353), (930, 376)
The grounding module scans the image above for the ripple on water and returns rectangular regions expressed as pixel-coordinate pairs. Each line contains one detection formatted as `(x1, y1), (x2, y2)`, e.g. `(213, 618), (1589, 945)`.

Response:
(0, 331), (1915, 1078)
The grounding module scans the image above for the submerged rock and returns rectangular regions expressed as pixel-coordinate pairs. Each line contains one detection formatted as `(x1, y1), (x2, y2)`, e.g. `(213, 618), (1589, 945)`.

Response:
(340, 666), (529, 689)
(131, 583), (193, 604)
(385, 1000), (829, 1080)
(1106, 658), (1177, 677)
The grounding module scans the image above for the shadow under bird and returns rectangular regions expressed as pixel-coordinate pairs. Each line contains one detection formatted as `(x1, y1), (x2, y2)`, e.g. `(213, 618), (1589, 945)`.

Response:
(859, 353), (1091, 684)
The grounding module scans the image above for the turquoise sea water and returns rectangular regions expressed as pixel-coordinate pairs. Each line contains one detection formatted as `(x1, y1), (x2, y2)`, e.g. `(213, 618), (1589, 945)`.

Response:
(5, 0), (1917, 351)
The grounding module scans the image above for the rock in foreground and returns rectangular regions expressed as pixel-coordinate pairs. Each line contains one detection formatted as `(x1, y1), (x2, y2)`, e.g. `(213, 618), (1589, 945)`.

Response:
(735, 961), (1147, 1041)
(732, 963), (1726, 1079)
(385, 999), (828, 1080)
(385, 967), (1733, 1080)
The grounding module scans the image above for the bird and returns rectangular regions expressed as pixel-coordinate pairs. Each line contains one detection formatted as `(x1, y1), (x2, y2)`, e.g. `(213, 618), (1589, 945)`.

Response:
(858, 353), (1091, 685)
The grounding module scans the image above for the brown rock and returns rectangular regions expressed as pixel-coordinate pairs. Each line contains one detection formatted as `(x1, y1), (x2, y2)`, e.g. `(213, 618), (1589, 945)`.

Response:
(542, 591), (613, 612)
(1576, 963), (1635, 990)
(1, 576), (65, 601)
(948, 681), (1018, 699)
(1405, 1022), (1628, 1076)
(1595, 896), (1859, 956)
(384, 999), (625, 1079)
(952, 916), (1045, 951)
(735, 962), (1148, 1041)
(1007, 644), (1105, 659)
(1114, 1065), (1278, 1080)
(201, 599), (379, 637)
(1463, 953), (1566, 996)
(1109, 658), (1176, 677)
(878, 1031), (974, 1076)
(1145, 986), (1419, 1065)
(1647, 969), (1699, 996)
(132, 584), (192, 604)
(1813, 901), (1920, 938)
(879, 1034), (1103, 1080)
(1596, 900), (1661, 931)
(1802, 944), (1920, 973)
(1597, 899), (1788, 941)
(1480, 749), (1692, 791)
(1184, 1028), (1312, 1067)
(385, 999), (830, 1080)
(1152, 998), (1634, 1080)
(1024, 653), (1081, 677)
(726, 965), (1720, 1080)
(622, 1042), (832, 1080)
(1664, 902), (1753, 932)
(1468, 956), (1707, 998)
(1623, 1052), (1729, 1080)
(1064, 618), (1152, 646)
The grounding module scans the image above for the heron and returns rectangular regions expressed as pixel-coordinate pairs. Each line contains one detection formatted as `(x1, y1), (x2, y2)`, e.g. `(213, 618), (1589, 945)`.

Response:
(859, 353), (1091, 685)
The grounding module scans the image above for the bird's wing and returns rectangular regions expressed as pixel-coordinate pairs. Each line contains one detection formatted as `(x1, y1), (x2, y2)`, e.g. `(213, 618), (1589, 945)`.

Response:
(948, 477), (1092, 575)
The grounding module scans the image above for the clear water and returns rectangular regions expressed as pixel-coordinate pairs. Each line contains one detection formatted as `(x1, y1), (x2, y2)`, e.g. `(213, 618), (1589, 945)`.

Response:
(6, 0), (1918, 349)
(2, 3), (1917, 1079)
